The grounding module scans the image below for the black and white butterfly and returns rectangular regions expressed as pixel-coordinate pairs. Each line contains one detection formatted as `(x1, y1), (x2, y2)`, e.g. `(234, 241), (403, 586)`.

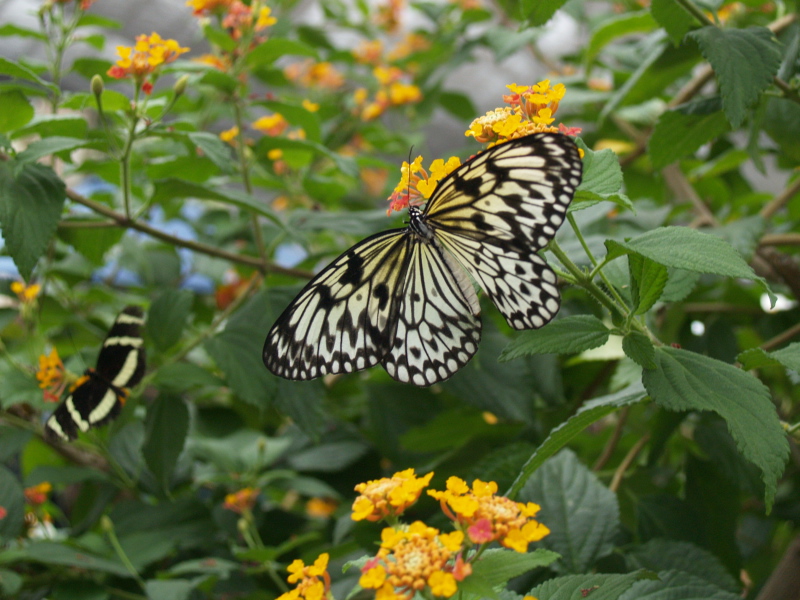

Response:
(263, 133), (582, 387)
(45, 306), (146, 441)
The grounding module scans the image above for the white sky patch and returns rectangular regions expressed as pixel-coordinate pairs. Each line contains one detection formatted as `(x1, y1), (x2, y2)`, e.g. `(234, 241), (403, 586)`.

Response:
(760, 292), (796, 313)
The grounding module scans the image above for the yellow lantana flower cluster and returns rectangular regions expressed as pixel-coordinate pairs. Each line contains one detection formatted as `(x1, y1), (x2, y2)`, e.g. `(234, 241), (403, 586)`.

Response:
(107, 32), (189, 94)
(359, 522), (465, 599)
(277, 554), (331, 600)
(352, 468), (434, 522)
(466, 80), (580, 146)
(353, 66), (422, 122)
(35, 348), (72, 404)
(428, 477), (550, 553)
(279, 468), (549, 600)
(386, 81), (581, 214)
(385, 156), (462, 215)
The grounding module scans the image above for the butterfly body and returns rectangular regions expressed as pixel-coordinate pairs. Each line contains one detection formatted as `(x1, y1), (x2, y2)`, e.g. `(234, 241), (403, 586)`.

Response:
(45, 306), (146, 441)
(264, 133), (582, 386)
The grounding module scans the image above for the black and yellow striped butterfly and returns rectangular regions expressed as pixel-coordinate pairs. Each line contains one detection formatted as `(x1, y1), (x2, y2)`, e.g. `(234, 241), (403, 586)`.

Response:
(45, 306), (146, 441)
(263, 133), (582, 386)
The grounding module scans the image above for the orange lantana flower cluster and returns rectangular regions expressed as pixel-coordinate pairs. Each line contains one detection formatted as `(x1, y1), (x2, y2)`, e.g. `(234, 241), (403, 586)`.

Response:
(466, 80), (580, 146)
(223, 487), (260, 514)
(428, 477), (550, 553)
(107, 32), (189, 94)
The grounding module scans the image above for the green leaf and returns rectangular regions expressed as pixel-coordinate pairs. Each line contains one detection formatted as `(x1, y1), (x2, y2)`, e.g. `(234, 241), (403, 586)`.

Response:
(660, 268), (700, 303)
(650, 0), (696, 44)
(0, 58), (58, 94)
(16, 136), (90, 164)
(0, 568), (22, 596)
(401, 408), (496, 452)
(186, 131), (234, 172)
(147, 289), (193, 351)
(508, 383), (647, 497)
(629, 253), (668, 314)
(13, 115), (88, 141)
(286, 441), (370, 472)
(767, 342), (800, 373)
(0, 23), (48, 41)
(0, 161), (66, 279)
(439, 91), (477, 121)
(573, 146), (631, 212)
(460, 548), (559, 597)
(0, 466), (24, 542)
(642, 346), (789, 510)
(624, 539), (739, 592)
(189, 430), (291, 473)
(530, 571), (653, 600)
(58, 219), (124, 265)
(142, 396), (189, 493)
(150, 178), (280, 225)
(478, 548), (560, 584)
(521, 449), (619, 573)
(649, 105), (730, 169)
(739, 342), (800, 373)
(247, 38), (317, 67)
(623, 331), (656, 369)
(446, 328), (540, 423)
(0, 90), (34, 133)
(499, 315), (610, 361)
(273, 378), (326, 439)
(586, 11), (657, 66)
(205, 290), (278, 407)
(23, 541), (130, 576)
(145, 579), (194, 600)
(619, 569), (740, 600)
(606, 227), (772, 301)
(688, 27), (782, 128)
(520, 0), (569, 26)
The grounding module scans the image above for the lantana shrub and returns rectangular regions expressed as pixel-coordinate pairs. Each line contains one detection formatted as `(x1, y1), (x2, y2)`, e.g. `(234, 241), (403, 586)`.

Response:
(0, 0), (799, 599)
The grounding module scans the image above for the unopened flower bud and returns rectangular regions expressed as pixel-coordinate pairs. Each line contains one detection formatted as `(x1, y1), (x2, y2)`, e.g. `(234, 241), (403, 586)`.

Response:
(91, 74), (104, 97)
(173, 74), (189, 97)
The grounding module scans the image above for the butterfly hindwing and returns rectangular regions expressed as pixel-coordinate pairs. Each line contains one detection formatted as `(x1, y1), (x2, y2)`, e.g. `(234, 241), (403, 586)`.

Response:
(263, 229), (412, 380)
(381, 236), (481, 386)
(45, 306), (146, 442)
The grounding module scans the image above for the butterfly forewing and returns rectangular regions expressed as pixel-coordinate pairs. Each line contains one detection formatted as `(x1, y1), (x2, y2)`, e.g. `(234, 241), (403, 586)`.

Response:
(264, 229), (412, 380)
(424, 133), (582, 330)
(94, 306), (146, 388)
(381, 236), (481, 386)
(425, 134), (581, 249)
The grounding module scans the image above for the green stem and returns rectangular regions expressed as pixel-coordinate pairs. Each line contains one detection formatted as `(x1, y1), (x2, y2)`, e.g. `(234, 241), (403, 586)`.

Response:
(548, 240), (624, 319)
(104, 516), (147, 591)
(231, 99), (269, 264)
(567, 214), (631, 315)
(674, 0), (715, 26)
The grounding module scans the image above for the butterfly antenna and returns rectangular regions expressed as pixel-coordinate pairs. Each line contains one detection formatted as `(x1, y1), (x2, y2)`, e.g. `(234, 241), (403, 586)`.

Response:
(406, 146), (413, 204)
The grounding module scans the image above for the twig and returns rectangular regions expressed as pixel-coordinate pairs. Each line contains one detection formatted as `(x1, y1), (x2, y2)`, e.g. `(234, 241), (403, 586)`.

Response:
(66, 187), (313, 279)
(760, 176), (800, 220)
(761, 322), (800, 352)
(609, 433), (650, 492)
(761, 233), (800, 246)
(593, 406), (629, 471)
